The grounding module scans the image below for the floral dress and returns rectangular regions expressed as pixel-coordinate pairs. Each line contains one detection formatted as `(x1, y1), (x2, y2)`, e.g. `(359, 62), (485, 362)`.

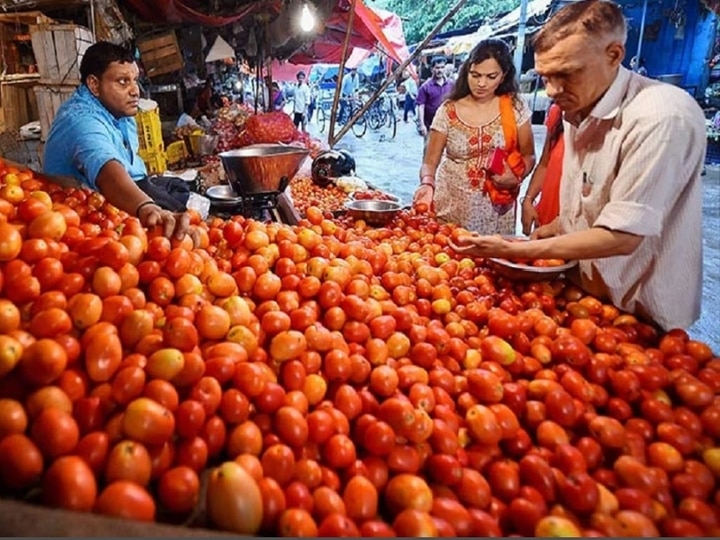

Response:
(431, 99), (531, 234)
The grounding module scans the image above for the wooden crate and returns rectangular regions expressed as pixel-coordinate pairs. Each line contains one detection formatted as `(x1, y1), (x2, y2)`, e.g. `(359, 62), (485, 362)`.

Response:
(0, 80), (39, 131)
(30, 23), (94, 85)
(32, 84), (78, 141)
(137, 31), (184, 78)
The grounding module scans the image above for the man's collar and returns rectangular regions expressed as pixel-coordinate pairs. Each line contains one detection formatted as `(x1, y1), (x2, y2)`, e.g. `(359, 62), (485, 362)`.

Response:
(78, 85), (118, 123)
(565, 66), (631, 125)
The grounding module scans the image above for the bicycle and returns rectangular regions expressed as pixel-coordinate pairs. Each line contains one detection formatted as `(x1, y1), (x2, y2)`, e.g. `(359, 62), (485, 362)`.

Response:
(360, 91), (397, 140)
(317, 96), (367, 138)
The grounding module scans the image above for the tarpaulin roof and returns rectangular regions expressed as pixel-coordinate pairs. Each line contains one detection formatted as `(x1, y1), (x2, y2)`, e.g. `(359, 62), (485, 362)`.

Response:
(122, 0), (271, 27)
(289, 0), (406, 65)
(426, 0), (554, 55)
(269, 48), (369, 81)
(123, 0), (407, 69)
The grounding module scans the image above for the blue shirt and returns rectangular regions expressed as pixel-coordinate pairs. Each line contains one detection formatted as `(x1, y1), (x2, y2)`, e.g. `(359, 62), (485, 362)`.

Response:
(341, 74), (359, 96)
(43, 85), (147, 190)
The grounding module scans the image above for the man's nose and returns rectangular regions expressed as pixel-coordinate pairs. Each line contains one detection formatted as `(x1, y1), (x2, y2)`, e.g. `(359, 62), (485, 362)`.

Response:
(544, 78), (563, 98)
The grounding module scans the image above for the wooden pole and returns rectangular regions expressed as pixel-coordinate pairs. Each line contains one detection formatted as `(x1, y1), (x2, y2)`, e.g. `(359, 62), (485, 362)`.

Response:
(328, 0), (359, 145)
(330, 0), (469, 146)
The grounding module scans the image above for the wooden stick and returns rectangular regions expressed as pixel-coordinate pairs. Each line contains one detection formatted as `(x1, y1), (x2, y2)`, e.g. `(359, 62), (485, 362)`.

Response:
(328, 0), (359, 145)
(330, 0), (470, 146)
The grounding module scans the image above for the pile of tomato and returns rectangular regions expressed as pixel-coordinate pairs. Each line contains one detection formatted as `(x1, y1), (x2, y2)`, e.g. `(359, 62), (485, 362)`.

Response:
(290, 175), (349, 216)
(0, 159), (719, 537)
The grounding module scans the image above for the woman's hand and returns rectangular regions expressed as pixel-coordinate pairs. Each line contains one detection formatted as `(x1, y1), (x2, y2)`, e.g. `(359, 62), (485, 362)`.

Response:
(412, 184), (434, 209)
(530, 219), (559, 241)
(138, 203), (201, 247)
(490, 162), (521, 190)
(521, 198), (540, 236)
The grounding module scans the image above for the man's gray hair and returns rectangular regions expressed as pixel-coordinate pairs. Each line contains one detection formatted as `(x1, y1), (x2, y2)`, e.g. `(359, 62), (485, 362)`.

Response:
(533, 0), (627, 53)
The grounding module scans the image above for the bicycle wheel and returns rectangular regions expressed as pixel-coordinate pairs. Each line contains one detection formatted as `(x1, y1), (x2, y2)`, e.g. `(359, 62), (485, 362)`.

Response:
(351, 110), (367, 138)
(318, 107), (326, 133)
(386, 101), (397, 140)
(367, 104), (384, 130)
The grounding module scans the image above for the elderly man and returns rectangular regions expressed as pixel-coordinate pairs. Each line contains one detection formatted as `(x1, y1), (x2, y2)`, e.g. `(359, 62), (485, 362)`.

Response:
(44, 41), (195, 241)
(450, 0), (706, 331)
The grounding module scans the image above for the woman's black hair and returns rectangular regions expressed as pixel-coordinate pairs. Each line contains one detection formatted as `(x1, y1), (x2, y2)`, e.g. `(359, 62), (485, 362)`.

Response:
(446, 39), (520, 104)
(80, 41), (135, 85)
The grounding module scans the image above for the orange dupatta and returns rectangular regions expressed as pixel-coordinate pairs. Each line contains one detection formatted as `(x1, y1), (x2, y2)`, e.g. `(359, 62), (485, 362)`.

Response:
(483, 95), (527, 211)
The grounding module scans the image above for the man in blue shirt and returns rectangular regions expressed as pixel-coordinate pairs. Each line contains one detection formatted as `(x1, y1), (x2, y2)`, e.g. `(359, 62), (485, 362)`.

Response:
(338, 68), (360, 122)
(44, 41), (193, 241)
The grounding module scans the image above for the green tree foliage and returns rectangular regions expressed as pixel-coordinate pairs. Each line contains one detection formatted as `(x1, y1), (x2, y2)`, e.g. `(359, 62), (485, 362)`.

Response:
(371, 0), (521, 44)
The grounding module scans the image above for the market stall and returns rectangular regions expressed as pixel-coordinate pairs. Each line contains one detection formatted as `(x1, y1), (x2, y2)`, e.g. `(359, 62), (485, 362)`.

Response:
(1, 133), (720, 536)
(1, 0), (719, 537)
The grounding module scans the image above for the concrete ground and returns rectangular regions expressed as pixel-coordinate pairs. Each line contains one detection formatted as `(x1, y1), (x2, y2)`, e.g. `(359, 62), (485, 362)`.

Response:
(308, 117), (720, 351)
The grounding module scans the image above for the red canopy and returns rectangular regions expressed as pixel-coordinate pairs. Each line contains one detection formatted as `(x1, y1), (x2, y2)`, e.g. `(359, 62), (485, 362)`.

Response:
(123, 0), (407, 67)
(122, 0), (274, 26)
(289, 0), (403, 65)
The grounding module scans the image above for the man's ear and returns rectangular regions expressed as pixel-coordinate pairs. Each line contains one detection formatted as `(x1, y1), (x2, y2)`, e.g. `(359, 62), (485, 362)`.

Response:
(86, 74), (100, 97)
(606, 42), (625, 68)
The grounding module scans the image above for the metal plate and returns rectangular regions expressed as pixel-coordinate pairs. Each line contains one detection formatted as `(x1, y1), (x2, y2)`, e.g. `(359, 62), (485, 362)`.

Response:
(486, 235), (578, 281)
(488, 257), (578, 282)
(205, 184), (241, 202)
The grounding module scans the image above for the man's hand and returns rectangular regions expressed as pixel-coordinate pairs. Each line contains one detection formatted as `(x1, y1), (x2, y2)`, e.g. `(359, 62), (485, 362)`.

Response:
(138, 203), (201, 247)
(418, 125), (427, 137)
(412, 184), (434, 209)
(448, 233), (508, 259)
(521, 199), (540, 236)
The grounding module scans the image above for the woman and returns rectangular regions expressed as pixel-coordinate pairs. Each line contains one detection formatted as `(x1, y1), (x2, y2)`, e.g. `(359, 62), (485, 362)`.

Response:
(271, 82), (285, 111)
(520, 103), (564, 235)
(413, 39), (535, 234)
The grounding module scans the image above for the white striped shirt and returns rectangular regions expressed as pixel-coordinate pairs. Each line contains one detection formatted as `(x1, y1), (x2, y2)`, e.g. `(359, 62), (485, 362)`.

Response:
(559, 67), (706, 330)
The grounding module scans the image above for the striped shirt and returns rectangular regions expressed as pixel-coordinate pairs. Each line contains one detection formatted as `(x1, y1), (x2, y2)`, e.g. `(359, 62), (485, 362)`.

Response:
(559, 67), (706, 331)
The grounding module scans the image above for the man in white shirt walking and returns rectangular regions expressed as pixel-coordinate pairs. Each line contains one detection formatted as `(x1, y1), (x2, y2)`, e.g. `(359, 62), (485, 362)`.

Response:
(400, 72), (418, 123)
(292, 71), (311, 131)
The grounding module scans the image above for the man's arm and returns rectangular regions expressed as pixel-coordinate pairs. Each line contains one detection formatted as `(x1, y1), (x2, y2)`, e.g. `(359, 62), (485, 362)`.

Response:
(72, 118), (195, 241)
(95, 160), (153, 216)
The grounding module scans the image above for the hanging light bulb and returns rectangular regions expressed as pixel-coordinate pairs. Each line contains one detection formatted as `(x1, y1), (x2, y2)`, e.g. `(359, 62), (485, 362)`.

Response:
(300, 3), (316, 32)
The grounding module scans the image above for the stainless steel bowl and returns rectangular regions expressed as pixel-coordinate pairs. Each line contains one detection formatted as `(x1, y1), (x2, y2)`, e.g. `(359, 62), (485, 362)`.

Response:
(344, 199), (402, 226)
(486, 235), (578, 281)
(186, 134), (219, 157)
(205, 184), (242, 204)
(348, 190), (400, 203)
(219, 144), (309, 195)
(488, 257), (578, 282)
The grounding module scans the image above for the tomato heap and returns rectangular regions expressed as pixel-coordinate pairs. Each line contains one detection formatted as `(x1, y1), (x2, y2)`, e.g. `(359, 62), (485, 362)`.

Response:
(290, 175), (350, 216)
(0, 160), (719, 537)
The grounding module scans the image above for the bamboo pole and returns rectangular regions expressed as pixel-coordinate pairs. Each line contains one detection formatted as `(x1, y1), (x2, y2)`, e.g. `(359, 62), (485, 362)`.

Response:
(330, 0), (470, 146)
(328, 0), (359, 145)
